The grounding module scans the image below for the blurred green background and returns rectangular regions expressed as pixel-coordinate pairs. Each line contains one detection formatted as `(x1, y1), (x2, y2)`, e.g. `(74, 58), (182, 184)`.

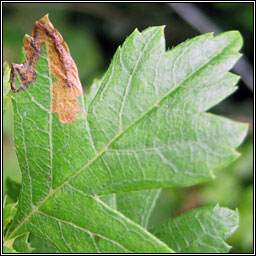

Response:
(3, 3), (253, 253)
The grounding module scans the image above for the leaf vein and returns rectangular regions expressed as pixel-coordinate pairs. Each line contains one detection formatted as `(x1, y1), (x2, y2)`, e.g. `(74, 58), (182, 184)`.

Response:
(118, 29), (160, 131)
(38, 210), (131, 253)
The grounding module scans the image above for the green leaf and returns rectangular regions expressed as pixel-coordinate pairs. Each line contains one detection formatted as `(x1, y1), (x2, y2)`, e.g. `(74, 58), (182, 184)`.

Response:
(28, 233), (59, 253)
(150, 204), (239, 253)
(83, 28), (247, 192)
(3, 61), (11, 115)
(3, 203), (17, 233)
(102, 189), (161, 228)
(3, 232), (33, 254)
(6, 15), (247, 253)
(116, 189), (161, 228)
(13, 233), (34, 253)
(3, 246), (18, 253)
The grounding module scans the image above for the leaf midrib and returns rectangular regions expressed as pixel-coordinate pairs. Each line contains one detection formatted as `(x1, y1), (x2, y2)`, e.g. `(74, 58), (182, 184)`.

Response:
(8, 37), (231, 240)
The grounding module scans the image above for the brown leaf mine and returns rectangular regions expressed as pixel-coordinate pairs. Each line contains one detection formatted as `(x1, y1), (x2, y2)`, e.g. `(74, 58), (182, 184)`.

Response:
(10, 14), (83, 124)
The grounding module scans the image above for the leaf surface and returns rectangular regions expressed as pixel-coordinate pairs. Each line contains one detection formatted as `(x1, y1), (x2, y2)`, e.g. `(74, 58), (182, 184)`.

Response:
(102, 189), (161, 228)
(3, 246), (18, 253)
(13, 233), (34, 253)
(28, 233), (59, 253)
(6, 15), (247, 253)
(150, 204), (239, 253)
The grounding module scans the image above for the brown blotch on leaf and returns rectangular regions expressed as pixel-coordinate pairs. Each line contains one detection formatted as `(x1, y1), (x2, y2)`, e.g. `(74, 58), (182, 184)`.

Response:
(10, 14), (83, 124)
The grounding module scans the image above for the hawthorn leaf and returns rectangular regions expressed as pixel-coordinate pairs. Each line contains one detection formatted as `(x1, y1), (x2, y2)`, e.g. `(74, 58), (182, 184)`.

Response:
(5, 16), (173, 253)
(5, 15), (247, 253)
(150, 204), (239, 253)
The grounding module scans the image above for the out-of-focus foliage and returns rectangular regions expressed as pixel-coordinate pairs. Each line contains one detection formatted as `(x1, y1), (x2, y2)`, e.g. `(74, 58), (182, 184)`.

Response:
(214, 3), (253, 32)
(3, 99), (21, 200)
(3, 3), (253, 253)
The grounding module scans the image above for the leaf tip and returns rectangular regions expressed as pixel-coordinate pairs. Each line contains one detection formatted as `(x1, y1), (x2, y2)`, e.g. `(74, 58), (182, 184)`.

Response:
(156, 24), (166, 32)
(234, 207), (240, 220)
(133, 27), (140, 35)
(41, 13), (50, 21)
(160, 25), (166, 35)
(236, 122), (249, 148)
(231, 30), (243, 47)
(243, 122), (250, 132)
(231, 208), (240, 234)
(217, 30), (243, 51)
